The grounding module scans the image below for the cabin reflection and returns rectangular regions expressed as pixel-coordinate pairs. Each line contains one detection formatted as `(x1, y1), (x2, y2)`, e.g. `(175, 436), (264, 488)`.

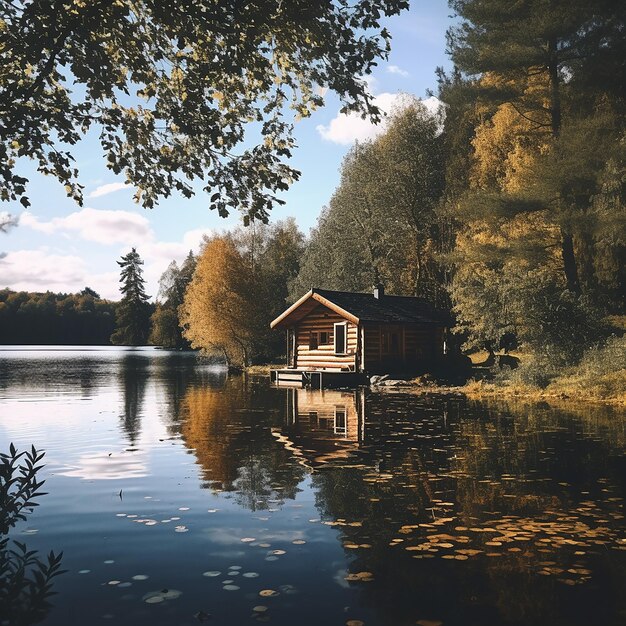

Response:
(275, 388), (366, 468)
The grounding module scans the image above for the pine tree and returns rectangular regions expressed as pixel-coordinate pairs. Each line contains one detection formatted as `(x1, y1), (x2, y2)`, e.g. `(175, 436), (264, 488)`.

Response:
(111, 248), (151, 346)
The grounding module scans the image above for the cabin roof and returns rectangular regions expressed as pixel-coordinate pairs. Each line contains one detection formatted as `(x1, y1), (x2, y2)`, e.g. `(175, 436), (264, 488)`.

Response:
(270, 288), (450, 329)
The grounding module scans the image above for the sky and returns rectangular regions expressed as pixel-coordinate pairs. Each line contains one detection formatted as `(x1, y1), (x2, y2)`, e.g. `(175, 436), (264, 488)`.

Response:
(0, 2), (454, 301)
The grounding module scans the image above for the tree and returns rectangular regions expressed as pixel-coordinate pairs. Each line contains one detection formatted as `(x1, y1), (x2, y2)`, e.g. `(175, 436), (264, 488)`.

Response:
(80, 286), (100, 299)
(111, 248), (152, 345)
(150, 251), (196, 348)
(180, 220), (303, 365)
(0, 288), (116, 345)
(1, 0), (408, 220)
(441, 1), (625, 361)
(292, 98), (447, 303)
(180, 236), (256, 367)
(447, 0), (626, 294)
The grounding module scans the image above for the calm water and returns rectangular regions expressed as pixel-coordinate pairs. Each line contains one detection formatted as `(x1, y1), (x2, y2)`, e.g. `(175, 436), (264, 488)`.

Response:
(0, 347), (624, 626)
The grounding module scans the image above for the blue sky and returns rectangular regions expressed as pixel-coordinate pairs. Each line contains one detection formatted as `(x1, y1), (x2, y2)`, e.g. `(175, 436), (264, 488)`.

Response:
(1, 2), (454, 300)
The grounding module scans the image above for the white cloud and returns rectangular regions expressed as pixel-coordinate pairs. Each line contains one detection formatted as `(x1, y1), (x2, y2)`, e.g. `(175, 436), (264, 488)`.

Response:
(14, 207), (212, 299)
(387, 64), (409, 77)
(21, 208), (152, 246)
(0, 249), (89, 292)
(317, 94), (443, 145)
(420, 95), (443, 116)
(317, 92), (398, 145)
(88, 182), (130, 198)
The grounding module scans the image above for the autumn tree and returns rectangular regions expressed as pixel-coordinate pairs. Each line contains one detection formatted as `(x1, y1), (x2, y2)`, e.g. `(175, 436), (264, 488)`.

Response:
(180, 219), (303, 366)
(1, 0), (408, 219)
(442, 0), (625, 361)
(447, 0), (626, 295)
(111, 248), (152, 346)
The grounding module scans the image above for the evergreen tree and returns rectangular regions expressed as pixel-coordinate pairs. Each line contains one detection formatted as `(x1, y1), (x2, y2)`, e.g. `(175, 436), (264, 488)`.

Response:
(111, 248), (152, 346)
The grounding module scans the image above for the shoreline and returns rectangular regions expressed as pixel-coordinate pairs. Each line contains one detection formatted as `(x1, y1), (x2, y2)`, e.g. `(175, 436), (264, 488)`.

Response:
(246, 364), (625, 409)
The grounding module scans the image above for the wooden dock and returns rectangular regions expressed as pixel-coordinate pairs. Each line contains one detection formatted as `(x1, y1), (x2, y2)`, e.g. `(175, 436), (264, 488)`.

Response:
(270, 368), (367, 389)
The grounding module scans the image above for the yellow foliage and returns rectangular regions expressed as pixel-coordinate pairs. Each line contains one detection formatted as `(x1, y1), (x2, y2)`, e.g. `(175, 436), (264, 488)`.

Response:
(180, 236), (256, 366)
(471, 74), (552, 193)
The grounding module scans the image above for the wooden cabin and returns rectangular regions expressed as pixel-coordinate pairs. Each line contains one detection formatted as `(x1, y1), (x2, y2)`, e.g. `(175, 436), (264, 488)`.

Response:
(270, 286), (450, 385)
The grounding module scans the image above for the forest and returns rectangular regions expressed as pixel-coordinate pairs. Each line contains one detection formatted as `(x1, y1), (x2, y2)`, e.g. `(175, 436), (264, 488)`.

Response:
(1, 1), (624, 400)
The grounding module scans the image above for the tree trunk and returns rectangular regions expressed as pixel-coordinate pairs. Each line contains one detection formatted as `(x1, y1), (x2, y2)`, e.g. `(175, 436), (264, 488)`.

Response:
(547, 38), (561, 138)
(221, 347), (230, 369)
(561, 230), (581, 294)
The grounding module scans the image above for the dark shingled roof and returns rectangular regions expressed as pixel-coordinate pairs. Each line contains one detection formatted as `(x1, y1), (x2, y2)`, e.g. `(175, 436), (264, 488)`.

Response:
(313, 288), (450, 325)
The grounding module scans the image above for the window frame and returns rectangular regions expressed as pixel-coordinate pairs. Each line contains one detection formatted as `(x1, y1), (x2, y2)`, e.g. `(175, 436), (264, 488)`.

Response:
(334, 406), (347, 435)
(334, 322), (348, 355)
(308, 331), (318, 350)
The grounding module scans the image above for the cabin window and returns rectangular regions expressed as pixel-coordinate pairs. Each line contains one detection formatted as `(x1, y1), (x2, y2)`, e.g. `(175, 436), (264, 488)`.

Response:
(334, 407), (347, 435)
(320, 331), (329, 344)
(309, 332), (318, 350)
(334, 322), (347, 355)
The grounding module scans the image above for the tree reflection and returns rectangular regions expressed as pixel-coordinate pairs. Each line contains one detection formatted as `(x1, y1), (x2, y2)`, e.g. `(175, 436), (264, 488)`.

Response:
(180, 377), (305, 510)
(0, 445), (65, 625)
(118, 353), (149, 444)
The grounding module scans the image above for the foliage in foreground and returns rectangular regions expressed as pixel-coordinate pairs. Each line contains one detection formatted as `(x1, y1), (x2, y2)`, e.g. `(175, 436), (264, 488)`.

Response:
(1, 0), (408, 221)
(0, 445), (66, 625)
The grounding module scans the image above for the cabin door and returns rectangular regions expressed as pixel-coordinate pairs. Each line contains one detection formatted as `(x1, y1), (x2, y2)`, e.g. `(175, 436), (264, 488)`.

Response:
(380, 325), (403, 369)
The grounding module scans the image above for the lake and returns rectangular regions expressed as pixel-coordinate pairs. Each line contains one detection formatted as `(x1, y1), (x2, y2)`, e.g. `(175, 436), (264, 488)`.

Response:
(0, 347), (624, 626)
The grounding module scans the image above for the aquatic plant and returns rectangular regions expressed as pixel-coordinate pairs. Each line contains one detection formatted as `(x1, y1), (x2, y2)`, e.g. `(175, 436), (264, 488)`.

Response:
(0, 444), (66, 626)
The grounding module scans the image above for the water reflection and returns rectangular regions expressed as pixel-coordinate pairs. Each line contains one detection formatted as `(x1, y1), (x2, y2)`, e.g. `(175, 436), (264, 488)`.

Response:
(275, 388), (626, 626)
(274, 388), (365, 468)
(180, 380), (306, 509)
(0, 349), (624, 626)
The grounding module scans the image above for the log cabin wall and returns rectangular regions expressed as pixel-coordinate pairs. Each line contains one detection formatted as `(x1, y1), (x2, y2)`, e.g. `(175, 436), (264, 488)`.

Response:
(293, 305), (358, 370)
(362, 323), (444, 373)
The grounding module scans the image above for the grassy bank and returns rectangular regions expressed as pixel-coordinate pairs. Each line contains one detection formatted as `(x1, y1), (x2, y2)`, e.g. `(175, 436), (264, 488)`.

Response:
(439, 336), (626, 407)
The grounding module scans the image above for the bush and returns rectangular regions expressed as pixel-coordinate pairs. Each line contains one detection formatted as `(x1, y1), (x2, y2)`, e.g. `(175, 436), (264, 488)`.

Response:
(507, 348), (567, 389)
(517, 275), (610, 365)
(546, 335), (626, 400)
